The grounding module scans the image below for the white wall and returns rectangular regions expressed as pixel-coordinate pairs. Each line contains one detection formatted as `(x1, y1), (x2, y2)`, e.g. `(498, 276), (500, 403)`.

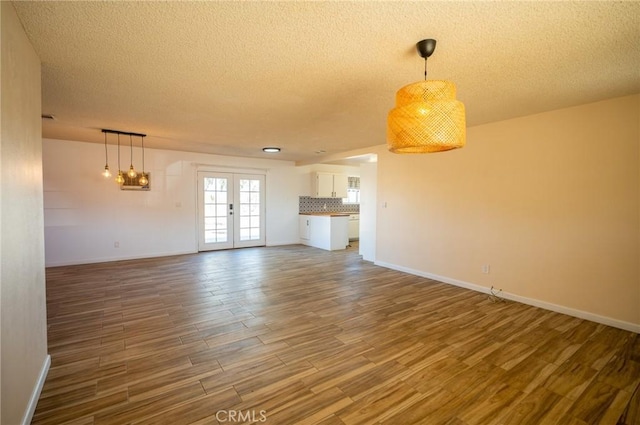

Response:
(359, 160), (377, 262)
(1, 3), (49, 424)
(375, 94), (640, 331)
(43, 139), (303, 266)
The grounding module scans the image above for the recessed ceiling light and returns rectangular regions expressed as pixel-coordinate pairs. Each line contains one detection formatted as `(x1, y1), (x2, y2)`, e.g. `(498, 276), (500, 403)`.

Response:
(262, 147), (281, 153)
(315, 150), (326, 154)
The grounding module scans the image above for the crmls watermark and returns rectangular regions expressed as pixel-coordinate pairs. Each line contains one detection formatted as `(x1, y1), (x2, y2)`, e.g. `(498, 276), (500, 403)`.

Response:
(215, 410), (267, 423)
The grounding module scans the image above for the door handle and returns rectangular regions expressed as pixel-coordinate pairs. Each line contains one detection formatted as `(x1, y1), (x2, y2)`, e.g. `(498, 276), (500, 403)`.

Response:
(229, 203), (233, 215)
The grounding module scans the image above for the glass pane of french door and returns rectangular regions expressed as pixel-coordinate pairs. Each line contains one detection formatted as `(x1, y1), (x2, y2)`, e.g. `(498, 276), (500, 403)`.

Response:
(234, 174), (265, 248)
(198, 172), (233, 251)
(198, 172), (266, 251)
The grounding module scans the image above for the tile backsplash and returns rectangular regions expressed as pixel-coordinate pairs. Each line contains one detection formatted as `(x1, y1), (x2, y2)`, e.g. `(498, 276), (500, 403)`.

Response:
(299, 196), (359, 214)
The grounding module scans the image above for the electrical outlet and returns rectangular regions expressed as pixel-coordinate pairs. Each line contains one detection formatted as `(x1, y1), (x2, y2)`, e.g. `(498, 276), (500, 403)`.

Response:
(114, 241), (120, 248)
(482, 264), (490, 274)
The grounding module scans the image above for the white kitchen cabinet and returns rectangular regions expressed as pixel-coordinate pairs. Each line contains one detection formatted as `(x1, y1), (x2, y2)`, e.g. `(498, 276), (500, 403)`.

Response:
(299, 214), (349, 251)
(299, 216), (310, 241)
(332, 174), (348, 198)
(314, 173), (334, 198)
(311, 172), (348, 198)
(348, 214), (359, 241)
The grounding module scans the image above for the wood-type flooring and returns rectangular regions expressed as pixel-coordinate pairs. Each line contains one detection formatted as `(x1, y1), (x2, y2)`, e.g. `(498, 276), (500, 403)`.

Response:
(33, 244), (640, 424)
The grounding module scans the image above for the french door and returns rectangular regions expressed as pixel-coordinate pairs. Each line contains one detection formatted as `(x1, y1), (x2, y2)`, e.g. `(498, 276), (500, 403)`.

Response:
(197, 171), (266, 251)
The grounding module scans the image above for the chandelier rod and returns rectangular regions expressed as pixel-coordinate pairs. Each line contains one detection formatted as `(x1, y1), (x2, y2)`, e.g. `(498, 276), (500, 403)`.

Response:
(101, 129), (146, 138)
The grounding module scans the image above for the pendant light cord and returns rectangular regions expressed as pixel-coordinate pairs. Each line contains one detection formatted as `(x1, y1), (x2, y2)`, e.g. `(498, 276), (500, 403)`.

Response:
(141, 136), (145, 173)
(424, 58), (428, 80)
(129, 135), (134, 167)
(117, 134), (121, 171)
(104, 132), (109, 165)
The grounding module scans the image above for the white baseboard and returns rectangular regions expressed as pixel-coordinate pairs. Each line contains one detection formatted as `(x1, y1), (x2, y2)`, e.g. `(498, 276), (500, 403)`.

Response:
(375, 260), (640, 334)
(266, 240), (301, 247)
(22, 354), (51, 425)
(45, 243), (309, 267)
(45, 249), (198, 267)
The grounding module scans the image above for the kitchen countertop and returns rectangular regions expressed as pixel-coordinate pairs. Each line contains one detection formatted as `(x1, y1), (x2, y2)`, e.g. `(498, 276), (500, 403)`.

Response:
(299, 212), (353, 217)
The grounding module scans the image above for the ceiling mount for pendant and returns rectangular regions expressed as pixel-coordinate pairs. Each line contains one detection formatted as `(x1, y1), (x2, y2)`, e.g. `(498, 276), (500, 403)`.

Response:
(416, 39), (436, 58)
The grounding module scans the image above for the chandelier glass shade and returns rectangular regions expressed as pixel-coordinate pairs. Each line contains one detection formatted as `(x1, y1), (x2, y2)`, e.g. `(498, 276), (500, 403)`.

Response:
(138, 173), (149, 186)
(387, 39), (466, 154)
(127, 165), (137, 179)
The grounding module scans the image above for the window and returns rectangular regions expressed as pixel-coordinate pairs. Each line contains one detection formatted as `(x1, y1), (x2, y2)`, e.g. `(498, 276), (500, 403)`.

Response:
(343, 176), (360, 204)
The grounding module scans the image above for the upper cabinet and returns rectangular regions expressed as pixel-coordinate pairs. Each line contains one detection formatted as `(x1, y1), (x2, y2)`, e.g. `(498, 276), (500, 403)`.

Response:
(332, 174), (348, 198)
(311, 172), (348, 198)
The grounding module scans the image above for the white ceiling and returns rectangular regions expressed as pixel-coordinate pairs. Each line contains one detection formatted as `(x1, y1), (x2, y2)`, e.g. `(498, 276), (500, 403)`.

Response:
(12, 1), (640, 163)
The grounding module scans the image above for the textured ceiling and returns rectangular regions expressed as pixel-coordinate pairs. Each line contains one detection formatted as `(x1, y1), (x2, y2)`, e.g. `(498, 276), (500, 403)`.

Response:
(12, 1), (640, 162)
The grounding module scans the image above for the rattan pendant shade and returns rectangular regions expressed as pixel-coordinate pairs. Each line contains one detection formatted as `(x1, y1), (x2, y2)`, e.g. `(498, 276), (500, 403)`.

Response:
(388, 80), (465, 153)
(387, 39), (466, 154)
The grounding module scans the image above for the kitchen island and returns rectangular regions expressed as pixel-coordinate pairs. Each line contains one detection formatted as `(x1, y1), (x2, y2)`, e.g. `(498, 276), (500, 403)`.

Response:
(299, 213), (350, 251)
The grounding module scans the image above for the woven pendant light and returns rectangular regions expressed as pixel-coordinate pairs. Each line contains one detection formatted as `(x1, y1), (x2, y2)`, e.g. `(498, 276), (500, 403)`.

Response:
(387, 39), (466, 153)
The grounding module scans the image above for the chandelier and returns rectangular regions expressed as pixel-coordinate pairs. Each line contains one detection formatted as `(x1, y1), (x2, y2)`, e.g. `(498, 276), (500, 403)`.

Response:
(387, 39), (466, 153)
(101, 129), (149, 187)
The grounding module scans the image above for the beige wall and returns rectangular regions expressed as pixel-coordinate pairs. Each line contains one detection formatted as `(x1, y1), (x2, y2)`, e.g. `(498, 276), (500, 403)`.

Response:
(1, 2), (49, 424)
(376, 94), (639, 329)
